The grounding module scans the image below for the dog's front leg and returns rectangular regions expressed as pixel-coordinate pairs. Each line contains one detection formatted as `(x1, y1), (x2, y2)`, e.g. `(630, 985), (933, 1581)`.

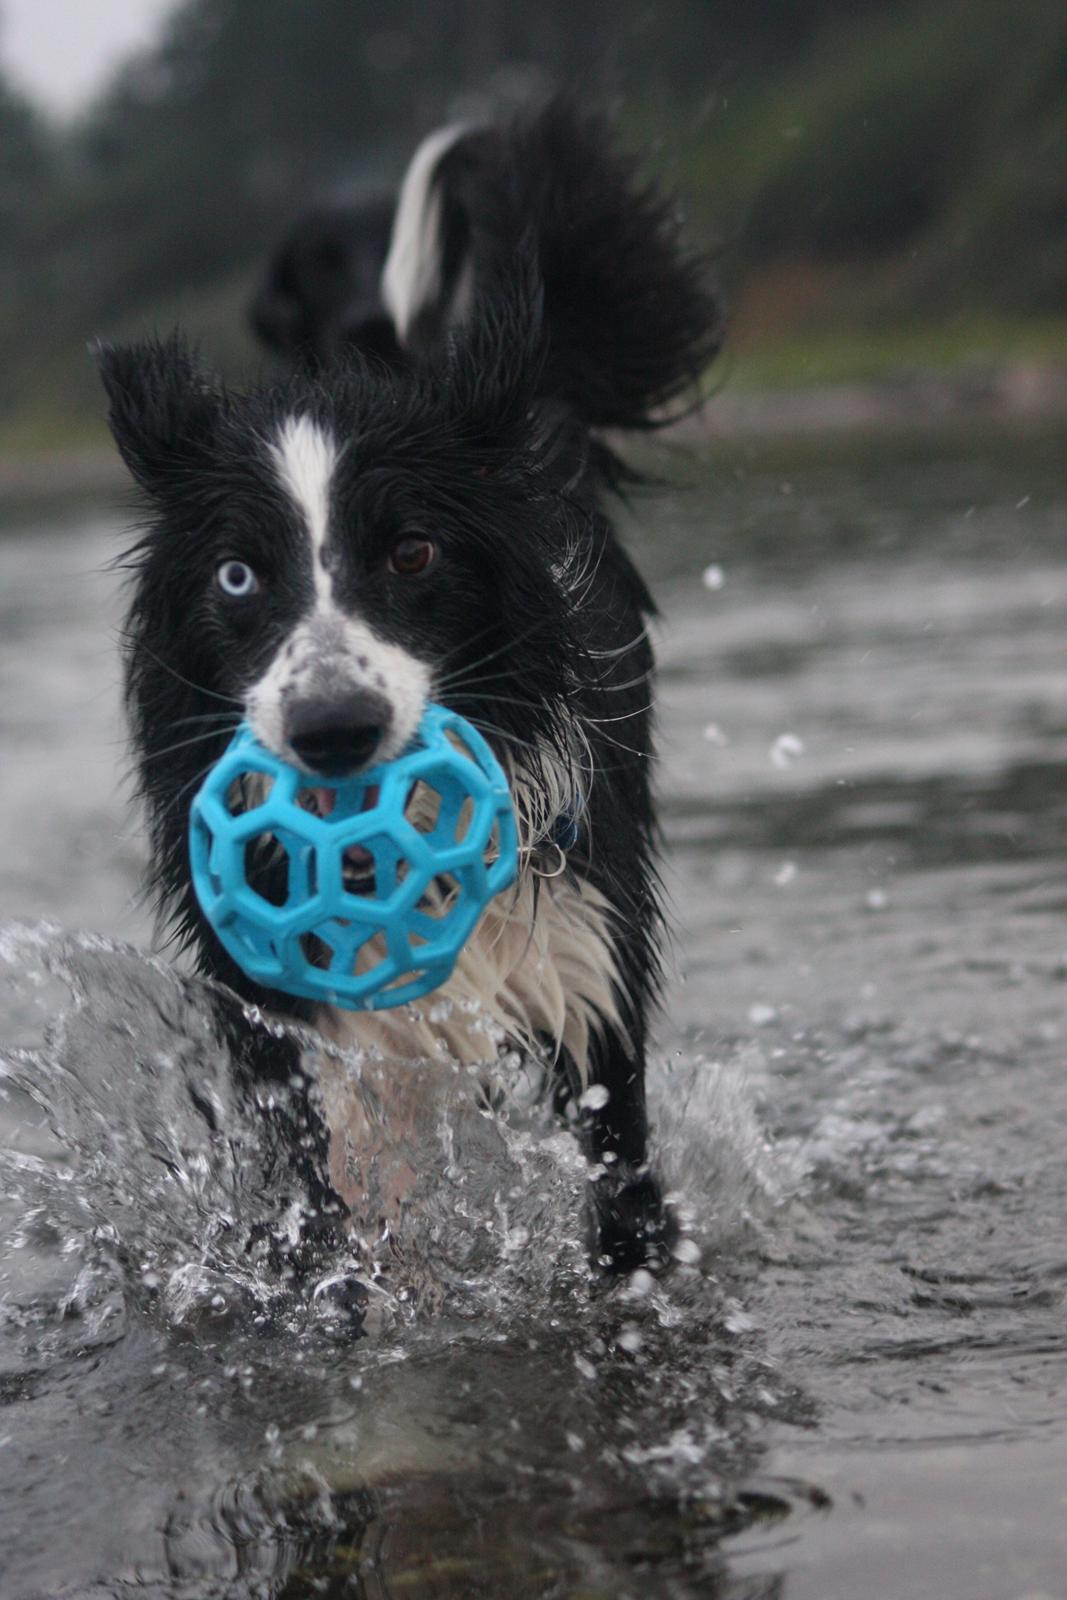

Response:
(560, 1028), (677, 1275)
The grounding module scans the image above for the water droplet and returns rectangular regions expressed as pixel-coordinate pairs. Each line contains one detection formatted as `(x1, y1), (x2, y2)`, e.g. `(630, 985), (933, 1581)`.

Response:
(723, 1303), (756, 1335)
(770, 733), (804, 769)
(625, 1268), (656, 1298)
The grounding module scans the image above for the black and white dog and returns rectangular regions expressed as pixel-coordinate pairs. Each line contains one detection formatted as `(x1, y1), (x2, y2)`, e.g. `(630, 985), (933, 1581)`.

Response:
(98, 103), (720, 1274)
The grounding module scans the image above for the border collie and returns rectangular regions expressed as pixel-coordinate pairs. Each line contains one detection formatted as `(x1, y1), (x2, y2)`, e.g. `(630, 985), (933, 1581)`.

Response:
(98, 103), (721, 1274)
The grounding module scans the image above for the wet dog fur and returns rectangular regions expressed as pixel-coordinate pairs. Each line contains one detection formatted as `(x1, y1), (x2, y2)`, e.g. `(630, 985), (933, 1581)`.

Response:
(99, 102), (721, 1274)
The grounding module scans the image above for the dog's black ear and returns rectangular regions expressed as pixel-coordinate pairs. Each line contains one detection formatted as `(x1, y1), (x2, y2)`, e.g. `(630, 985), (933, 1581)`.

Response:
(439, 235), (546, 433)
(446, 261), (592, 486)
(94, 334), (224, 494)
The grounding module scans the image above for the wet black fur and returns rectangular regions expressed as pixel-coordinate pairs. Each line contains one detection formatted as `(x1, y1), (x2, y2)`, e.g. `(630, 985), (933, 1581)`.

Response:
(394, 105), (722, 430)
(100, 102), (720, 1274)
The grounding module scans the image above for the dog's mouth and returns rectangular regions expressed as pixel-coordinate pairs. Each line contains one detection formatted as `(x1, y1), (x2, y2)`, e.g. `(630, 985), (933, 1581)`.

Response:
(298, 783), (378, 894)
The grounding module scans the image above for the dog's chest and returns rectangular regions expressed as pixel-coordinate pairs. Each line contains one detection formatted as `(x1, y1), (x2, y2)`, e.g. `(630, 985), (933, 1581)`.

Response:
(318, 868), (620, 1076)
(314, 868), (621, 1224)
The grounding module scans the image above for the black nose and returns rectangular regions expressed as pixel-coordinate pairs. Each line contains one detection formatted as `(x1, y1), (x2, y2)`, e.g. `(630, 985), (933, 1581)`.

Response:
(285, 691), (392, 776)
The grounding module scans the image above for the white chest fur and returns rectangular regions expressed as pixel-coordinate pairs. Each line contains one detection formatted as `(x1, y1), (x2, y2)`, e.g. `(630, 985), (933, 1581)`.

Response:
(317, 868), (621, 1076)
(313, 868), (622, 1227)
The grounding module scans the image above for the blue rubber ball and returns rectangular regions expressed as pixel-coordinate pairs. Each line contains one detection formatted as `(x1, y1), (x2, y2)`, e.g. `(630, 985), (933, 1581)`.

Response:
(189, 704), (518, 1010)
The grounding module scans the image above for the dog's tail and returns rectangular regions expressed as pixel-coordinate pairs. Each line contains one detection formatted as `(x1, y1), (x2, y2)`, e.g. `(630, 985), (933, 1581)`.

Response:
(382, 101), (722, 431)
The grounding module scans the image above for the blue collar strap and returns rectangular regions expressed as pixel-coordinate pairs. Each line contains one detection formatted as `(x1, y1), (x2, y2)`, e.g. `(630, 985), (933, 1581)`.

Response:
(552, 789), (585, 853)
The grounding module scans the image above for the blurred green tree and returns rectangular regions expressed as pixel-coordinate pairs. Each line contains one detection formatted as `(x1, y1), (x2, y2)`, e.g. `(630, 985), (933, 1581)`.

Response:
(0, 0), (1064, 442)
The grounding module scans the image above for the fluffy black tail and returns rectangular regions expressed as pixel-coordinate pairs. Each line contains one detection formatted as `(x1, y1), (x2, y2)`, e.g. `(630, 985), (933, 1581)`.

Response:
(279, 101), (722, 431)
(493, 102), (723, 430)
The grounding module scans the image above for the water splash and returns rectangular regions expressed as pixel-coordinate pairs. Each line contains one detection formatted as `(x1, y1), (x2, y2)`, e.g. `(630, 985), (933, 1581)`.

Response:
(1, 923), (780, 1339)
(0, 922), (798, 1595)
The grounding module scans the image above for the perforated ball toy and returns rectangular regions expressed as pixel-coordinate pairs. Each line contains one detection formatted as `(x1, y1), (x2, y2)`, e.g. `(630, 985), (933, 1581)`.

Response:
(189, 704), (518, 1010)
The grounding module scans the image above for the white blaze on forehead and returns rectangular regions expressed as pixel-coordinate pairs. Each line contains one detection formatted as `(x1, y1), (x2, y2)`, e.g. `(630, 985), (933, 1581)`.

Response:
(252, 412), (431, 771)
(269, 415), (339, 605)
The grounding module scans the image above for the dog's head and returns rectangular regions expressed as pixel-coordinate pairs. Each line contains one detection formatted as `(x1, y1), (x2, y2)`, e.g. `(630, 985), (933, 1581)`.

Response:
(98, 312), (594, 871)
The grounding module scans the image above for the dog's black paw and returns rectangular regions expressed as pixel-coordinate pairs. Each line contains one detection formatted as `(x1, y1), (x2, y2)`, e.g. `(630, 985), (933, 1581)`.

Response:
(586, 1166), (678, 1275)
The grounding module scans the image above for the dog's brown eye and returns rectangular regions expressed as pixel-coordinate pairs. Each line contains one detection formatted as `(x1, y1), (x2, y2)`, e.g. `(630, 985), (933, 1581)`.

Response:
(388, 537), (435, 576)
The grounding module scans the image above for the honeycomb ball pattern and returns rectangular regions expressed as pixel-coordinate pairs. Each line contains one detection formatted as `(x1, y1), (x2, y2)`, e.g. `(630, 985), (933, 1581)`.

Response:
(189, 704), (518, 1011)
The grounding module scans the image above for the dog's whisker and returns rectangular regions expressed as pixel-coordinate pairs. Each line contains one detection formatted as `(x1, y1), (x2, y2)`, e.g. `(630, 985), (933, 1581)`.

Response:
(431, 619), (506, 671)
(434, 613), (571, 691)
(583, 702), (655, 726)
(584, 633), (650, 661)
(584, 728), (649, 759)
(449, 692), (568, 716)
(442, 667), (650, 704)
(114, 630), (243, 706)
(465, 719), (599, 802)
(589, 669), (654, 694)
(467, 721), (556, 760)
(166, 712), (245, 728)
(140, 728), (240, 766)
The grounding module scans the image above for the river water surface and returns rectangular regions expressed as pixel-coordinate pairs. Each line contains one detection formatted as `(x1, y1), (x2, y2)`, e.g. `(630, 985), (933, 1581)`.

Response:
(0, 424), (1065, 1598)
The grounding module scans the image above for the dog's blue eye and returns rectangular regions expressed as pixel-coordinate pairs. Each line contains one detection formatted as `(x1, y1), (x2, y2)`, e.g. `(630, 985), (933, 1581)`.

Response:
(217, 560), (259, 598)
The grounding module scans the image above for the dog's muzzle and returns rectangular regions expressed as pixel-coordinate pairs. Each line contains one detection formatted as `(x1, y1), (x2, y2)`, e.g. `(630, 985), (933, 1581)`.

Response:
(284, 689), (393, 776)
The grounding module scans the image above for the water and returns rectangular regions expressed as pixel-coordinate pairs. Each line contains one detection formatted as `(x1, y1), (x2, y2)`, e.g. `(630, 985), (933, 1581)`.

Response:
(1, 424), (1065, 1597)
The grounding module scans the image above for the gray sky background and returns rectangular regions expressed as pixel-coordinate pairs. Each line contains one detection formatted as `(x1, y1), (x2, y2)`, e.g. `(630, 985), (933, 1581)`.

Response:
(2, 0), (177, 115)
